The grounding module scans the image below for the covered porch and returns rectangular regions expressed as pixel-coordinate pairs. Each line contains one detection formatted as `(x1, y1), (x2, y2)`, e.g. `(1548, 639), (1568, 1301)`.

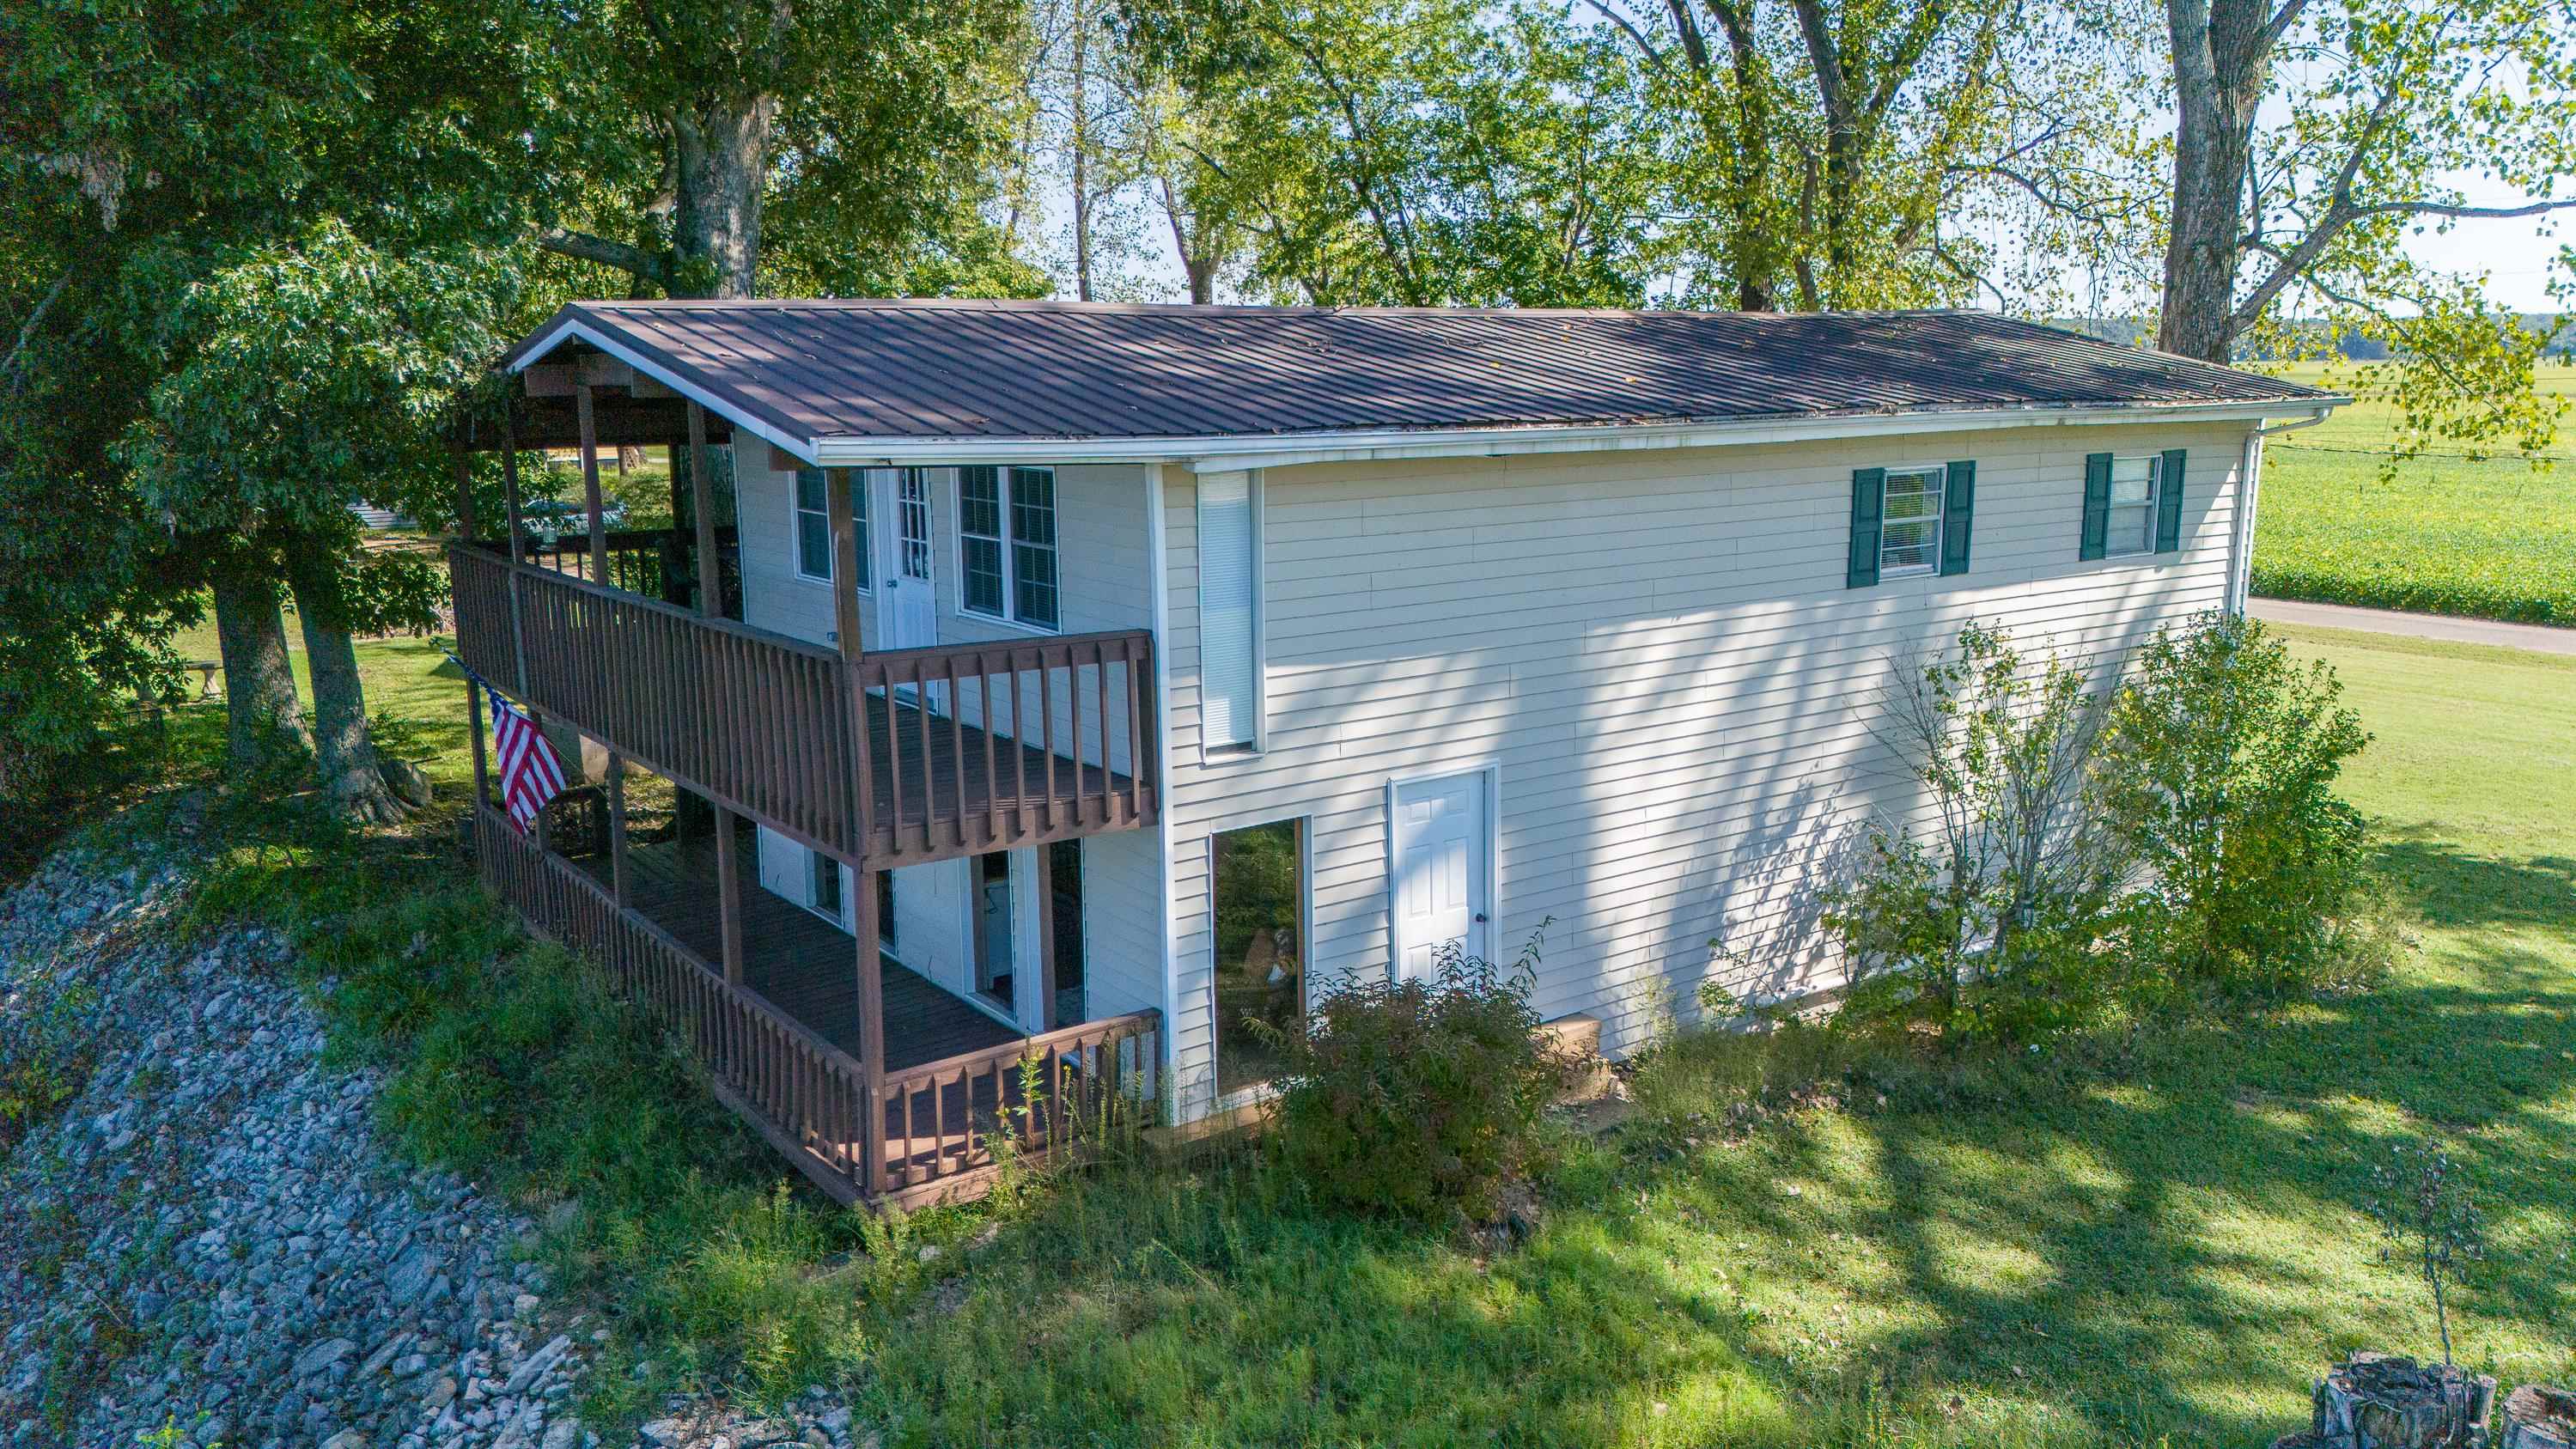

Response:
(447, 344), (1164, 1208)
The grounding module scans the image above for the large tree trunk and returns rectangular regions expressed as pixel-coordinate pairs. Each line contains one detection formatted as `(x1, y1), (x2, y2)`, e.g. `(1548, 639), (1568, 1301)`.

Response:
(209, 566), (309, 766)
(671, 96), (776, 298)
(2158, 0), (2270, 362)
(284, 546), (417, 824)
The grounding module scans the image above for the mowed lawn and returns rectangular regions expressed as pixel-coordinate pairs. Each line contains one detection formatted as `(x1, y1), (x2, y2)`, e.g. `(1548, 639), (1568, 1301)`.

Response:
(2251, 360), (2576, 624)
(844, 623), (2576, 1448)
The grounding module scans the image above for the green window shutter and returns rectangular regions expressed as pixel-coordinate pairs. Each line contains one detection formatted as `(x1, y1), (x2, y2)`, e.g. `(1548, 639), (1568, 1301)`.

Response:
(2080, 452), (2112, 561)
(2154, 447), (2188, 553)
(1847, 468), (1885, 588)
(1937, 460), (1976, 576)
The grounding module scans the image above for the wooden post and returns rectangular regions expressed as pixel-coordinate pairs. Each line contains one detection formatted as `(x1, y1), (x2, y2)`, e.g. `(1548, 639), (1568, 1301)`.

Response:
(1035, 845), (1059, 1032)
(688, 400), (746, 983)
(500, 411), (531, 697)
(501, 412), (527, 556)
(826, 464), (888, 1198)
(687, 401), (724, 618)
(575, 379), (607, 584)
(452, 441), (477, 542)
(467, 674), (490, 816)
(606, 750), (630, 907)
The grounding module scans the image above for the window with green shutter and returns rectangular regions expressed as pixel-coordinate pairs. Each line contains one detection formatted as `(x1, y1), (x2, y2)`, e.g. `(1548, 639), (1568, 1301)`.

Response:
(2154, 447), (2187, 552)
(1938, 460), (1976, 576)
(1847, 467), (1885, 588)
(2084, 449), (2188, 560)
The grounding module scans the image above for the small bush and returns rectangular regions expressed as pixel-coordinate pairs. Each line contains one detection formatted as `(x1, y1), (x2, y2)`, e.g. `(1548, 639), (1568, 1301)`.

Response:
(1254, 926), (1568, 1221)
(1818, 623), (2130, 1047)
(2098, 612), (2372, 991)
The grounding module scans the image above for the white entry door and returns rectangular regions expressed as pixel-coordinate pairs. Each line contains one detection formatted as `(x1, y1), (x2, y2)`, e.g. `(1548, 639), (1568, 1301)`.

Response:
(869, 467), (938, 650)
(1392, 772), (1491, 982)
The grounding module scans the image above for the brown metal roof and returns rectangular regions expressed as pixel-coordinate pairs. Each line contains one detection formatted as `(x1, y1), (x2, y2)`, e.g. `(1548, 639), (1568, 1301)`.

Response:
(505, 300), (2333, 447)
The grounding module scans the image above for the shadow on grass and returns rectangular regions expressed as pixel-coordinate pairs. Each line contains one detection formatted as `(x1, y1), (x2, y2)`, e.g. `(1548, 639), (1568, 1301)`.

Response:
(878, 842), (2576, 1447)
(1710, 913), (2576, 1446)
(2372, 829), (2576, 930)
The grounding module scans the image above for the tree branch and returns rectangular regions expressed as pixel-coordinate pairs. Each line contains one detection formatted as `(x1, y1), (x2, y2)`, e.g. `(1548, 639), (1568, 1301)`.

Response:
(1, 269), (70, 385)
(535, 227), (672, 289)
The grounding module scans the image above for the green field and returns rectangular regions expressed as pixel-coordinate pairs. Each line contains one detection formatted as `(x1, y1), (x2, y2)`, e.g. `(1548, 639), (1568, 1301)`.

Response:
(2250, 360), (2576, 624)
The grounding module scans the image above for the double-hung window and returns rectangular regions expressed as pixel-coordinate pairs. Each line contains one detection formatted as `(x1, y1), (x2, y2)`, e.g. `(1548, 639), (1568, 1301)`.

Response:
(959, 465), (1059, 630)
(794, 466), (872, 589)
(794, 467), (833, 581)
(1878, 466), (1947, 575)
(2104, 455), (2160, 557)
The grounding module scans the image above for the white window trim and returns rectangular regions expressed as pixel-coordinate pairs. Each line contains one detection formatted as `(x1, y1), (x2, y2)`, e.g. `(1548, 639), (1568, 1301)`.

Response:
(790, 467), (834, 586)
(803, 849), (850, 930)
(1878, 462), (1949, 579)
(1209, 813), (1315, 1117)
(2103, 454), (2165, 559)
(789, 466), (874, 594)
(953, 464), (1061, 635)
(1198, 469), (1266, 761)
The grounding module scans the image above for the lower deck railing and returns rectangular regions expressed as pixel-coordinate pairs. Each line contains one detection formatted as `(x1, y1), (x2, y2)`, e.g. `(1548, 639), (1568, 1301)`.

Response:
(878, 1008), (1163, 1206)
(473, 801), (1161, 1207)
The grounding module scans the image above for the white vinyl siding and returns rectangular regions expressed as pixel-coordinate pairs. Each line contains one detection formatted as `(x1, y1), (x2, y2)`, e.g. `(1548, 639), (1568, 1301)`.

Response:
(2105, 454), (2161, 557)
(1197, 470), (1262, 753)
(1152, 423), (2248, 1119)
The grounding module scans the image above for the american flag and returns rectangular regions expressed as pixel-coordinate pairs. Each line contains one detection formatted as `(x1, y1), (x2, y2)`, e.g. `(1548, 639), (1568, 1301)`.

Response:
(487, 685), (569, 831)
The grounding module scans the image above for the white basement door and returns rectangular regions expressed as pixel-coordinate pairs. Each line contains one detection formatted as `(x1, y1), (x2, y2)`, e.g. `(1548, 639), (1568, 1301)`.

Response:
(1393, 773), (1489, 981)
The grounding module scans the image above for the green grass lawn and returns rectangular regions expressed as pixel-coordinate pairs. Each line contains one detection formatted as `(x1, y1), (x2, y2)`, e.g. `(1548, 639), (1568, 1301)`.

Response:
(171, 621), (2573, 1447)
(2250, 360), (2576, 624)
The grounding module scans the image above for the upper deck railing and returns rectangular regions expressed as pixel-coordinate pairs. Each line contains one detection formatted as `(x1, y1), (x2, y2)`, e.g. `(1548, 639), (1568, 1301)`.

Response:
(448, 540), (1158, 869)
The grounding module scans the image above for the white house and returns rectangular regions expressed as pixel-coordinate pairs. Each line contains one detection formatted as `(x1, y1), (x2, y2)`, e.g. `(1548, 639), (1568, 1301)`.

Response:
(448, 300), (2339, 1206)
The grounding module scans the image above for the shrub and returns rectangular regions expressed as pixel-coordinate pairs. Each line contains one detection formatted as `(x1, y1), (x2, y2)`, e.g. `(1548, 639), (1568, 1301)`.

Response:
(1254, 925), (1568, 1221)
(1819, 623), (2132, 1046)
(2097, 613), (2371, 990)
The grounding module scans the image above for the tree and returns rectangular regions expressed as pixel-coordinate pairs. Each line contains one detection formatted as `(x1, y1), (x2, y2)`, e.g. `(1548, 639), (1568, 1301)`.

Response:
(1994, 0), (2576, 456)
(1133, 0), (1671, 306)
(119, 223), (505, 819)
(533, 0), (1038, 298)
(3, 0), (546, 800)
(1590, 0), (2026, 309)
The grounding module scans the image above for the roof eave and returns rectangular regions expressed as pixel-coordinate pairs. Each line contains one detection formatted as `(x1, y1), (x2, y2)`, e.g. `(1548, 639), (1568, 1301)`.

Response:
(505, 308), (826, 466)
(810, 397), (2348, 473)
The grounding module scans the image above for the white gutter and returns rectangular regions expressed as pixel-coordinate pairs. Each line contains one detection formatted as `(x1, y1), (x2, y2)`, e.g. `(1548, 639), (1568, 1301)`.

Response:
(812, 398), (2351, 472)
(2226, 405), (2335, 615)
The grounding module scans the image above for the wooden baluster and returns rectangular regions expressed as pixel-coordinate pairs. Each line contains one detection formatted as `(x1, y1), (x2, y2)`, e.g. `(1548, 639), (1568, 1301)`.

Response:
(1123, 639), (1147, 823)
(947, 653), (969, 854)
(1039, 654), (1058, 831)
(1012, 650), (1032, 836)
(911, 661), (936, 855)
(876, 660), (899, 863)
(1092, 637), (1112, 828)
(980, 664), (1000, 845)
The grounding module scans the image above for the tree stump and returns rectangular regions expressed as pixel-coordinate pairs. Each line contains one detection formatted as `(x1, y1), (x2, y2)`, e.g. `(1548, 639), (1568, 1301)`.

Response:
(2499, 1386), (2576, 1449)
(2275, 1353), (2496, 1449)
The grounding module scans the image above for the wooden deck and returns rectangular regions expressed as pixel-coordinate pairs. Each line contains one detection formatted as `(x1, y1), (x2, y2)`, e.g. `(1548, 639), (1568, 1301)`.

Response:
(572, 828), (1019, 1074)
